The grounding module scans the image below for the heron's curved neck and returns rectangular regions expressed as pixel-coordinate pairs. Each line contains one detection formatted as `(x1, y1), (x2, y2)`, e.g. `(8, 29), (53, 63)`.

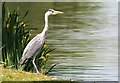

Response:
(41, 13), (49, 37)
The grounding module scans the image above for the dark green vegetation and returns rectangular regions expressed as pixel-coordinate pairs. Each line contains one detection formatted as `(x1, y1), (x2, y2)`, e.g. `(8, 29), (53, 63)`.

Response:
(1, 3), (56, 75)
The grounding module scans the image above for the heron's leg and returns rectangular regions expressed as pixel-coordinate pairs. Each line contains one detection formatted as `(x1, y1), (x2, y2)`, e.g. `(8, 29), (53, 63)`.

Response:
(32, 55), (39, 73)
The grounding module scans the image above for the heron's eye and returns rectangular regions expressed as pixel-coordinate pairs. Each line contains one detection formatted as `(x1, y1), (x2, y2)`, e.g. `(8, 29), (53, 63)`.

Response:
(48, 9), (54, 13)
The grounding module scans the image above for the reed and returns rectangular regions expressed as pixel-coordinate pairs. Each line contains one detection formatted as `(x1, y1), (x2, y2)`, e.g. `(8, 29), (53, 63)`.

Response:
(2, 3), (55, 74)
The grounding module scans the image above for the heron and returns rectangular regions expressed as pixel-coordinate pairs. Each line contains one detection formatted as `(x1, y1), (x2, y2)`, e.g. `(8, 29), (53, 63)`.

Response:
(19, 9), (63, 73)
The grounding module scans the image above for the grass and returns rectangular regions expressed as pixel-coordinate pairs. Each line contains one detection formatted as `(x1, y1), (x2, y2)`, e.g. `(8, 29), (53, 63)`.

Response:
(1, 68), (57, 81)
(1, 68), (80, 83)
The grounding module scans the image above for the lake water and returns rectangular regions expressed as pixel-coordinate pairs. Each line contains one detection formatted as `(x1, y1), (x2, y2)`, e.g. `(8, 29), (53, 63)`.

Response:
(7, 2), (118, 81)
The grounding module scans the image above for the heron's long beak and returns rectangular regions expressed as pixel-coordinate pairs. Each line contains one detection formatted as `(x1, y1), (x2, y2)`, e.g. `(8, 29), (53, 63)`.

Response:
(53, 10), (64, 15)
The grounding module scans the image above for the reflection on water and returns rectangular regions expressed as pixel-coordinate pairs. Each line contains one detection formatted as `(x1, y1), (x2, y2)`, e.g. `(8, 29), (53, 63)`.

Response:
(7, 2), (118, 81)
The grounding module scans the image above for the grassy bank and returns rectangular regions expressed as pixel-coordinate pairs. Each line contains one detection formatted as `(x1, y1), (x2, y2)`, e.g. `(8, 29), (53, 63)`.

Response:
(1, 68), (80, 83)
(0, 68), (57, 81)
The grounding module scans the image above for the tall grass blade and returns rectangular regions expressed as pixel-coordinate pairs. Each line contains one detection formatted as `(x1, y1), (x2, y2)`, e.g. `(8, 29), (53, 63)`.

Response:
(45, 63), (58, 75)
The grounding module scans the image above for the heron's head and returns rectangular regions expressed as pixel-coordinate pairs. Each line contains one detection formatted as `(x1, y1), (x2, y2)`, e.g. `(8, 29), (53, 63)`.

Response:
(45, 9), (63, 16)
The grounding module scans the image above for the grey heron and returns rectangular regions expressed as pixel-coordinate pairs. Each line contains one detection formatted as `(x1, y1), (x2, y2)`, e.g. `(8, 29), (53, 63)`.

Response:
(19, 9), (63, 73)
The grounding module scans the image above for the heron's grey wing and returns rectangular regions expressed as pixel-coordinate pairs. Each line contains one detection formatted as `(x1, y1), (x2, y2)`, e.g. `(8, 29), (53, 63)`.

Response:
(19, 34), (44, 64)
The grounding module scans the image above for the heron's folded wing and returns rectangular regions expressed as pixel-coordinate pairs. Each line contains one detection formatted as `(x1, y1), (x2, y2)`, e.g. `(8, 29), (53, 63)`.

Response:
(22, 34), (44, 59)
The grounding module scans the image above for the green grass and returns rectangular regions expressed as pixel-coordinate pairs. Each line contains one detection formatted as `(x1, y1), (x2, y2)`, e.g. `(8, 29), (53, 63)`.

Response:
(1, 68), (80, 83)
(1, 68), (57, 81)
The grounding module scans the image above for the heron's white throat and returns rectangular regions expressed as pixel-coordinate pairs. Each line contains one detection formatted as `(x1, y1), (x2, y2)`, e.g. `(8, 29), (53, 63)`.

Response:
(41, 13), (49, 37)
